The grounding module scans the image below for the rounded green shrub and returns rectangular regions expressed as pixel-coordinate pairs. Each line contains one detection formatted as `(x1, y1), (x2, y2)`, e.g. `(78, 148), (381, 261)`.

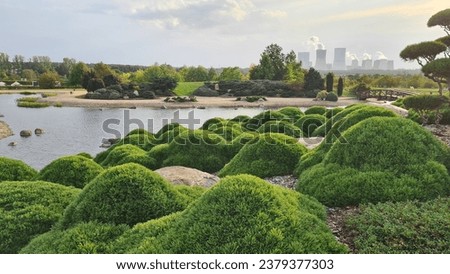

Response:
(325, 107), (344, 119)
(201, 117), (227, 130)
(243, 110), (288, 131)
(100, 144), (156, 169)
(77, 152), (93, 159)
(59, 163), (188, 228)
(226, 132), (258, 158)
(325, 92), (338, 102)
(277, 106), (304, 121)
(0, 157), (37, 182)
(116, 133), (157, 151)
(173, 185), (207, 204)
(294, 114), (327, 137)
(256, 120), (302, 138)
(154, 124), (190, 145)
(155, 123), (188, 138)
(148, 143), (171, 169)
(112, 175), (347, 254)
(125, 128), (153, 137)
(304, 106), (327, 115)
(209, 123), (244, 141)
(219, 133), (308, 178)
(297, 117), (450, 207)
(0, 181), (80, 253)
(37, 156), (104, 188)
(162, 130), (230, 173)
(230, 115), (251, 123)
(20, 221), (129, 254)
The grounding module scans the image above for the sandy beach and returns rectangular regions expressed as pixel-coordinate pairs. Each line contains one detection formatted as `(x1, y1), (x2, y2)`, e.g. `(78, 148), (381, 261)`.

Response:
(27, 89), (363, 109)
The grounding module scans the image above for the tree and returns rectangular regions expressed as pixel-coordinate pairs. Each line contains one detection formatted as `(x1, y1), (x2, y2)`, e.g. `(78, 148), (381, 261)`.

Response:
(326, 72), (334, 92)
(0, 53), (10, 77)
(31, 56), (53, 74)
(183, 66), (209, 82)
(218, 67), (242, 81)
(400, 8), (450, 96)
(68, 62), (90, 86)
(93, 62), (115, 79)
(208, 67), (217, 81)
(249, 44), (302, 81)
(304, 68), (324, 91)
(39, 71), (60, 89)
(56, 58), (76, 77)
(337, 77), (344, 97)
(21, 69), (38, 81)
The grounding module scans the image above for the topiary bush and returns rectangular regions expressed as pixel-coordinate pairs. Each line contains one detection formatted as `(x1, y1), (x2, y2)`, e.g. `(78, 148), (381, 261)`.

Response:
(201, 117), (227, 130)
(58, 163), (188, 228)
(325, 107), (344, 119)
(154, 123), (190, 144)
(100, 144), (157, 169)
(256, 120), (302, 138)
(148, 144), (171, 169)
(0, 181), (80, 253)
(219, 133), (308, 178)
(230, 115), (251, 123)
(20, 221), (129, 254)
(276, 106), (304, 121)
(37, 156), (104, 188)
(0, 157), (37, 182)
(294, 114), (327, 137)
(304, 106), (327, 115)
(297, 117), (450, 207)
(243, 110), (288, 131)
(225, 132), (258, 158)
(162, 130), (230, 173)
(325, 92), (338, 102)
(111, 175), (347, 254)
(346, 198), (450, 254)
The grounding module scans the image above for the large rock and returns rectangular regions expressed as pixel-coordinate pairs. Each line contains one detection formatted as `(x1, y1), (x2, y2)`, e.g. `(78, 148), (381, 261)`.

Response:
(20, 130), (32, 137)
(155, 166), (219, 187)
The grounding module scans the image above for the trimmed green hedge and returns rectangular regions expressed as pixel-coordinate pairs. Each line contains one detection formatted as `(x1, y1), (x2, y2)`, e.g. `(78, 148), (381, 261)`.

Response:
(111, 175), (347, 254)
(304, 106), (327, 115)
(277, 107), (304, 121)
(0, 181), (80, 253)
(346, 198), (450, 254)
(20, 222), (129, 254)
(148, 144), (171, 169)
(294, 114), (327, 137)
(219, 133), (308, 178)
(297, 117), (450, 207)
(0, 157), (37, 182)
(256, 121), (302, 138)
(243, 110), (288, 131)
(162, 130), (229, 173)
(100, 144), (156, 169)
(58, 163), (188, 228)
(37, 155), (104, 188)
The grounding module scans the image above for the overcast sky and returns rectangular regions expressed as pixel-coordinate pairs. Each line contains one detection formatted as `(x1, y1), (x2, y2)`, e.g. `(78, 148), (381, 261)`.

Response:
(0, 0), (448, 69)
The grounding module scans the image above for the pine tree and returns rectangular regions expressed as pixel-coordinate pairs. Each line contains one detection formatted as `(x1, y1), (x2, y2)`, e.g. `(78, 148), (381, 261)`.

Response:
(326, 73), (334, 92)
(337, 77), (344, 97)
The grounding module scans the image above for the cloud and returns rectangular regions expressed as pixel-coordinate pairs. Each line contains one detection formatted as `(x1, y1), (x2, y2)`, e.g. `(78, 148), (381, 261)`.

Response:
(260, 9), (287, 18)
(307, 36), (325, 50)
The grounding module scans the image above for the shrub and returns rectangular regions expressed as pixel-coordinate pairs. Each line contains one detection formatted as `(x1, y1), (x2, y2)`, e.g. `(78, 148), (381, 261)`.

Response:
(230, 115), (251, 123)
(162, 130), (229, 173)
(20, 222), (129, 254)
(297, 117), (450, 206)
(148, 144), (171, 169)
(37, 156), (104, 188)
(192, 86), (220, 97)
(58, 163), (188, 228)
(116, 133), (157, 151)
(0, 181), (80, 253)
(346, 198), (450, 254)
(325, 107), (343, 119)
(219, 133), (307, 178)
(201, 117), (227, 130)
(325, 92), (338, 102)
(111, 175), (347, 254)
(100, 144), (156, 169)
(316, 90), (328, 100)
(403, 95), (447, 124)
(16, 97), (50, 108)
(77, 152), (93, 159)
(154, 123), (189, 144)
(243, 110), (288, 131)
(256, 120), (302, 138)
(0, 157), (37, 182)
(304, 106), (327, 115)
(125, 128), (153, 137)
(209, 123), (244, 141)
(173, 185), (207, 204)
(226, 132), (259, 158)
(294, 114), (327, 137)
(277, 106), (304, 120)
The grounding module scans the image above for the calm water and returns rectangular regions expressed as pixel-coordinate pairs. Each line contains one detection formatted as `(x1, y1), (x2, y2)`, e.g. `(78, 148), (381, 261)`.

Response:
(0, 94), (263, 170)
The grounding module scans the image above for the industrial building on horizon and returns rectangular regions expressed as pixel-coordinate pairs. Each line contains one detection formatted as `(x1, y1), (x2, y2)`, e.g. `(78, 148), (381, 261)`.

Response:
(298, 48), (395, 71)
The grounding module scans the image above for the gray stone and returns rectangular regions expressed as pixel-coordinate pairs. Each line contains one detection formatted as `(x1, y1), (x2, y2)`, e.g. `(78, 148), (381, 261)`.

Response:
(34, 128), (44, 135)
(20, 130), (32, 137)
(155, 166), (220, 187)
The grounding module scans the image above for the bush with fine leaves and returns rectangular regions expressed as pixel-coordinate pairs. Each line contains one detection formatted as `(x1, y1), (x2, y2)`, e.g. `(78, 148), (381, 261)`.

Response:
(58, 163), (188, 228)
(100, 144), (156, 169)
(37, 155), (104, 188)
(0, 181), (80, 253)
(219, 133), (307, 178)
(111, 175), (347, 254)
(294, 114), (326, 137)
(0, 157), (37, 182)
(256, 120), (302, 138)
(304, 106), (327, 115)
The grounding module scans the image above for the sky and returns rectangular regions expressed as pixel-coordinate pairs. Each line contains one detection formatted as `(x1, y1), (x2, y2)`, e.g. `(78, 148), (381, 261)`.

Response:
(0, 0), (449, 69)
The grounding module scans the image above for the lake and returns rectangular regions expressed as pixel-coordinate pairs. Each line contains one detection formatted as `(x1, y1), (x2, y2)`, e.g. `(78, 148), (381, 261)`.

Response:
(0, 94), (264, 170)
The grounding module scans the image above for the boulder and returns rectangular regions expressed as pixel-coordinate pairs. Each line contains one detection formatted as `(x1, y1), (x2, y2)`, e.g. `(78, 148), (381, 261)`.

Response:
(34, 128), (44, 135)
(155, 166), (219, 187)
(20, 130), (32, 137)
(8, 142), (17, 146)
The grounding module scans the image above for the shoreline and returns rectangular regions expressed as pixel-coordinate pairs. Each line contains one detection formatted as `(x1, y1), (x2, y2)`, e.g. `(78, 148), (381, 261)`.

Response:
(32, 89), (362, 109)
(0, 120), (13, 140)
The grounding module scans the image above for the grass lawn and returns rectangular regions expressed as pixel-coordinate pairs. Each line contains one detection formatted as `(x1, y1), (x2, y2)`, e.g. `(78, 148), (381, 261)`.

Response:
(173, 82), (203, 96)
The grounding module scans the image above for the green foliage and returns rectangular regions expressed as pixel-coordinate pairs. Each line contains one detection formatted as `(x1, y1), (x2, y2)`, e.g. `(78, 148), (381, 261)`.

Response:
(201, 117), (227, 130)
(0, 157), (37, 182)
(324, 107), (343, 119)
(16, 97), (50, 108)
(100, 144), (156, 169)
(277, 106), (304, 120)
(304, 106), (327, 115)
(173, 185), (207, 204)
(427, 8), (450, 29)
(337, 77), (344, 97)
(243, 110), (288, 131)
(162, 130), (229, 173)
(209, 123), (244, 142)
(86, 78), (105, 92)
(304, 68), (324, 91)
(297, 117), (450, 207)
(219, 133), (307, 178)
(112, 175), (347, 254)
(403, 95), (447, 124)
(326, 73), (334, 92)
(230, 115), (251, 123)
(59, 163), (188, 228)
(347, 198), (450, 254)
(37, 156), (104, 188)
(256, 120), (302, 138)
(39, 71), (60, 89)
(325, 92), (338, 102)
(117, 132), (157, 151)
(20, 222), (129, 254)
(218, 67), (243, 81)
(294, 114), (326, 137)
(0, 181), (80, 253)
(174, 82), (203, 96)
(148, 144), (170, 169)
(154, 124), (189, 144)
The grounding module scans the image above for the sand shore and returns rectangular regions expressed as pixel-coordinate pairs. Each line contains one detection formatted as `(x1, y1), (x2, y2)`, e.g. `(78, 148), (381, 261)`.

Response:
(29, 89), (362, 109)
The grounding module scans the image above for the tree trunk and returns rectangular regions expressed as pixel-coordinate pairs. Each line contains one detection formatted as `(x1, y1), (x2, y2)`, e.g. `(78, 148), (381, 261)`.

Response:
(437, 81), (443, 97)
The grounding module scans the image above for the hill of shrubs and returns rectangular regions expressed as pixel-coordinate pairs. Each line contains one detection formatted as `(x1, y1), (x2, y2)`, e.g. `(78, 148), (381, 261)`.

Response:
(1, 103), (448, 254)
